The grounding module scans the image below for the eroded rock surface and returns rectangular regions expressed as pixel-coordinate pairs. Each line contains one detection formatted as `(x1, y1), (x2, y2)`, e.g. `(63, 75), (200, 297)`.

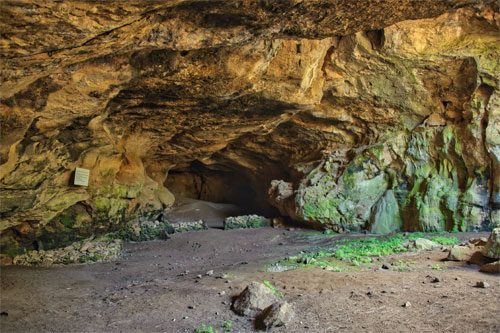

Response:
(1, 0), (499, 255)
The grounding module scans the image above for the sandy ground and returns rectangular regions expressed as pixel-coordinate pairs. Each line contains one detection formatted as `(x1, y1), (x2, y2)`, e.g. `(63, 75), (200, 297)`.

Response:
(165, 198), (247, 228)
(1, 228), (499, 333)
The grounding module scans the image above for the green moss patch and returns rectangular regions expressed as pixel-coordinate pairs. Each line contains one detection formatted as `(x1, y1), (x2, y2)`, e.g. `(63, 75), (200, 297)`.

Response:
(268, 233), (459, 272)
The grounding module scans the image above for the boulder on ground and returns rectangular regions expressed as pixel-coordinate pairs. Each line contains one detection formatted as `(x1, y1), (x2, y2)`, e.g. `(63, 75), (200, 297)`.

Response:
(232, 282), (279, 317)
(255, 301), (294, 330)
(413, 238), (440, 250)
(482, 228), (500, 259)
(479, 260), (500, 274)
(468, 251), (491, 266)
(447, 245), (476, 261)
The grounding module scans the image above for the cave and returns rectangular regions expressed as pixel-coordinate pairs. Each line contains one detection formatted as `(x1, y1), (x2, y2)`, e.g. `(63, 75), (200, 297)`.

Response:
(165, 160), (283, 227)
(0, 1), (499, 332)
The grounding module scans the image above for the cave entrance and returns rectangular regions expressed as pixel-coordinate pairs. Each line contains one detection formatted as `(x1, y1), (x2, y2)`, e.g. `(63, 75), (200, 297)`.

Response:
(164, 160), (280, 228)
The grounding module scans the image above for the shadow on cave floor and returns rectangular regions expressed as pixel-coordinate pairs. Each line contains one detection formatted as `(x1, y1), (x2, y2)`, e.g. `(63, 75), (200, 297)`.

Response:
(164, 197), (249, 228)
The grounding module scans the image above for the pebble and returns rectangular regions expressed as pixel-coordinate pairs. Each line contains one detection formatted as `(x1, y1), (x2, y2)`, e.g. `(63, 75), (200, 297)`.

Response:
(381, 264), (390, 270)
(402, 301), (411, 308)
(475, 281), (490, 288)
(205, 270), (214, 276)
(219, 291), (226, 296)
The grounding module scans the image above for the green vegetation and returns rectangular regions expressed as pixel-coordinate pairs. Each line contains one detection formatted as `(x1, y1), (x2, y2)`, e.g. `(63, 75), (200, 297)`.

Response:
(391, 260), (413, 272)
(194, 320), (233, 333)
(268, 233), (459, 272)
(195, 324), (215, 333)
(263, 280), (283, 298)
(432, 263), (444, 270)
(428, 236), (458, 245)
(59, 214), (75, 228)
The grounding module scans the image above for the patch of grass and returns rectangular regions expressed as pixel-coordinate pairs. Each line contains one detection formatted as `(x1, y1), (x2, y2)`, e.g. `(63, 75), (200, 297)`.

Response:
(428, 236), (459, 245)
(194, 320), (233, 333)
(432, 263), (444, 270)
(268, 233), (459, 272)
(391, 260), (413, 272)
(195, 324), (215, 333)
(222, 320), (233, 333)
(263, 280), (283, 298)
(333, 236), (408, 263)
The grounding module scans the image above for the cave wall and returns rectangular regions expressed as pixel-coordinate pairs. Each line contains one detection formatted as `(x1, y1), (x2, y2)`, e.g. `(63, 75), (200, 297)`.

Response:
(0, 1), (499, 254)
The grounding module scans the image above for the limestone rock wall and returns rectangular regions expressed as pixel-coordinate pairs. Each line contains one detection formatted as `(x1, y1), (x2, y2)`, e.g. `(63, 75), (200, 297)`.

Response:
(0, 0), (498, 254)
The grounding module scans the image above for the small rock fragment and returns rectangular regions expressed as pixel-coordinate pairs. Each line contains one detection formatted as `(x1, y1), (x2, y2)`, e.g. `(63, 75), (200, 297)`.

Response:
(475, 281), (490, 288)
(402, 301), (411, 308)
(205, 270), (214, 276)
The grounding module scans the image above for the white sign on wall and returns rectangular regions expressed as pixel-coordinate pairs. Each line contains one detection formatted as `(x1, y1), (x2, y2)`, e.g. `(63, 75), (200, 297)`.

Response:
(74, 167), (90, 186)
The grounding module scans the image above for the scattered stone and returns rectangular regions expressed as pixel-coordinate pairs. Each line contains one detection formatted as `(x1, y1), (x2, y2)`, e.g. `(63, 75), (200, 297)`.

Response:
(469, 238), (488, 247)
(475, 281), (490, 289)
(205, 270), (214, 276)
(187, 305), (194, 309)
(196, 274), (202, 279)
(219, 291), (226, 296)
(255, 301), (294, 330)
(232, 282), (279, 317)
(12, 237), (122, 267)
(178, 270), (189, 276)
(224, 215), (271, 230)
(479, 260), (500, 274)
(426, 275), (440, 283)
(402, 301), (411, 308)
(0, 255), (13, 266)
(0, 311), (8, 317)
(381, 264), (390, 270)
(171, 220), (207, 233)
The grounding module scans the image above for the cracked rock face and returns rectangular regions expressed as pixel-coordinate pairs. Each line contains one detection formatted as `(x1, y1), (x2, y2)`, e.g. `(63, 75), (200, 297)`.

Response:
(0, 0), (499, 255)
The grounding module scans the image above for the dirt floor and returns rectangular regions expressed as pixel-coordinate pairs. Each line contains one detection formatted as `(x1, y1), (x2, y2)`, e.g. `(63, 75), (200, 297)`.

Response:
(1, 228), (499, 333)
